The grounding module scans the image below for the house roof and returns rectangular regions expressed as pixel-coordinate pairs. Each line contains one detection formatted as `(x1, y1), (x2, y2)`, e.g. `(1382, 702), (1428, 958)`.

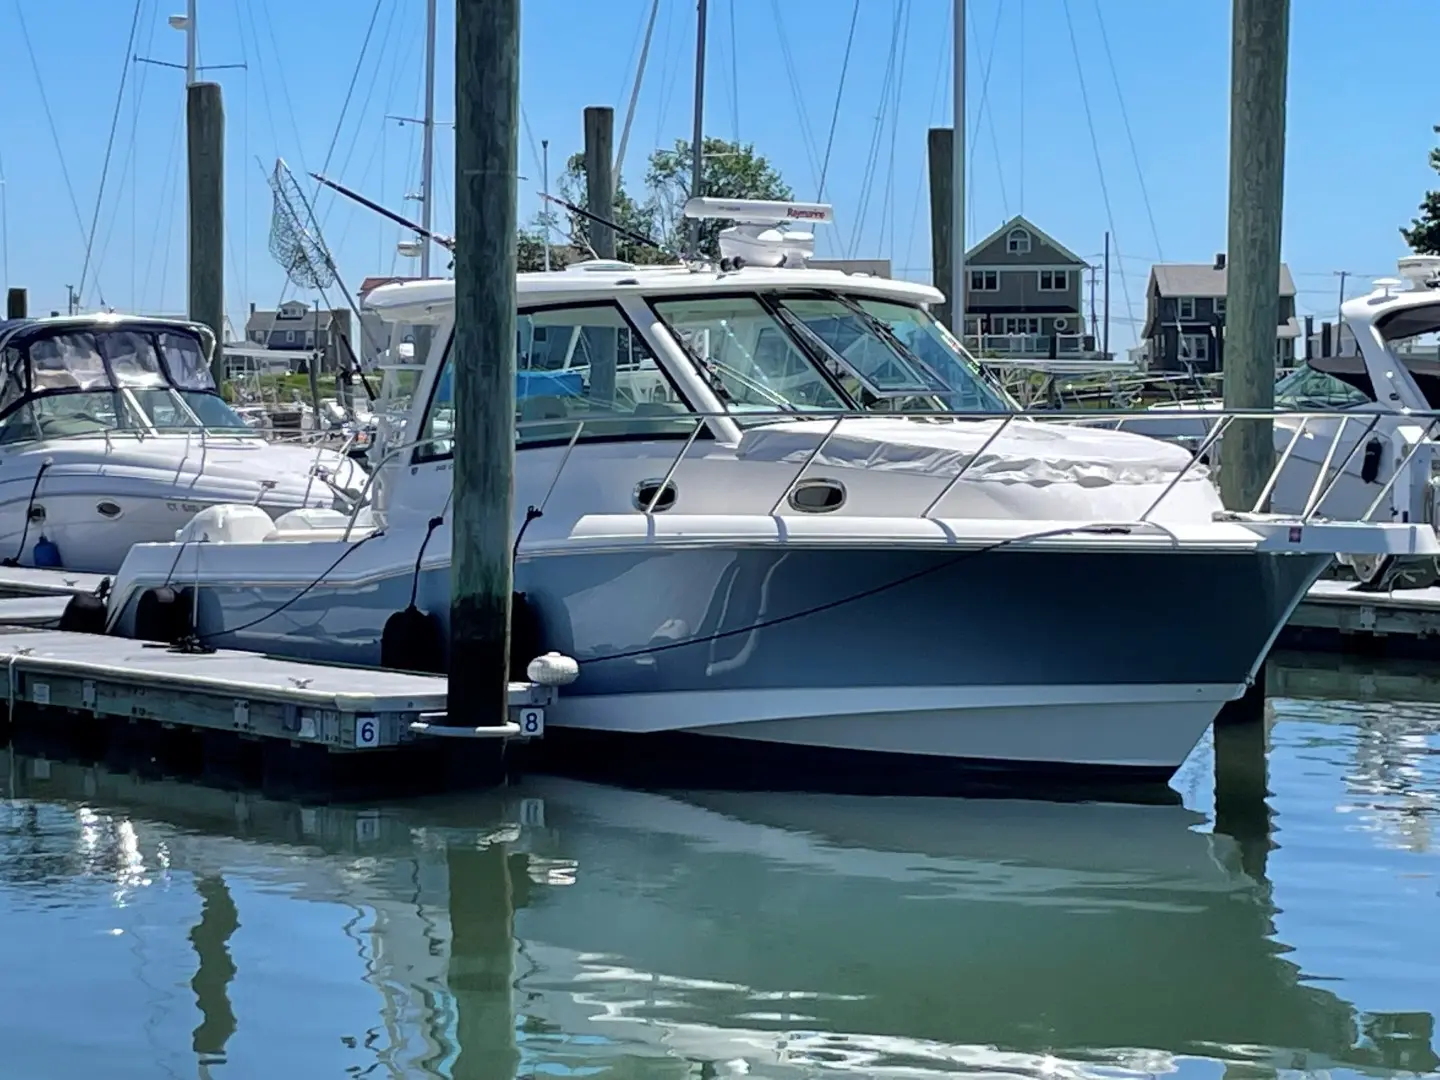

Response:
(966, 215), (1086, 266)
(1151, 263), (1296, 298)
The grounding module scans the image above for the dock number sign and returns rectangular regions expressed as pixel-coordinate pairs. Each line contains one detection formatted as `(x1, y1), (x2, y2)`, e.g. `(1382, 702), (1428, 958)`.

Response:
(355, 715), (380, 748)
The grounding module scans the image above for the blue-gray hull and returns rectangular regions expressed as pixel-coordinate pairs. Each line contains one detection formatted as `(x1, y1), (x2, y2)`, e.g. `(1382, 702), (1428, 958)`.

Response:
(136, 544), (1326, 696)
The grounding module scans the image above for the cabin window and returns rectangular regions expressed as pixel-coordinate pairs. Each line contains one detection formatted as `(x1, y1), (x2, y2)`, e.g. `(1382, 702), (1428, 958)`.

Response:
(413, 301), (697, 462)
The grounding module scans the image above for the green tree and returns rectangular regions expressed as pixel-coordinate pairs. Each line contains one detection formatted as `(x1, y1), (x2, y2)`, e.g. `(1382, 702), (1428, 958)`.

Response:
(647, 138), (793, 258)
(516, 225), (575, 272)
(1401, 125), (1440, 255)
(535, 138), (793, 265)
(558, 153), (666, 265)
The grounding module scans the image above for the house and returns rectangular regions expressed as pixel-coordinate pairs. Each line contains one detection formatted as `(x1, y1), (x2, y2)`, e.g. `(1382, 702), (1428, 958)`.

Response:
(242, 299), (353, 372)
(1141, 255), (1300, 373)
(959, 215), (1100, 361)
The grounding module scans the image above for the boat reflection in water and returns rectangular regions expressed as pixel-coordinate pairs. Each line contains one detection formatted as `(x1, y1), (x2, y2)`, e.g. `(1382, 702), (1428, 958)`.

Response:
(0, 754), (1435, 1078)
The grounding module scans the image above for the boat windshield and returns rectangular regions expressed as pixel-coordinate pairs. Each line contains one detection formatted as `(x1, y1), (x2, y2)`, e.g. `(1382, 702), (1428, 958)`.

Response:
(0, 325), (255, 444)
(1273, 363), (1371, 410)
(650, 291), (1012, 422)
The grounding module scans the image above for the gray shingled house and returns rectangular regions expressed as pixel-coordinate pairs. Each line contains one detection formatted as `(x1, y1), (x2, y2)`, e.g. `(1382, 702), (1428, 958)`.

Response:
(1141, 254), (1299, 373)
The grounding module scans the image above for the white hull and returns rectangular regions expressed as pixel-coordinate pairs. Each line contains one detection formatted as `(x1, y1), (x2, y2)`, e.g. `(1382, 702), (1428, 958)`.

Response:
(550, 682), (1239, 771)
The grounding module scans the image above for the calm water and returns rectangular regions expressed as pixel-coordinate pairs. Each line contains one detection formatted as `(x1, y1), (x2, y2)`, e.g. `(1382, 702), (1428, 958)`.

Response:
(1, 655), (1438, 1079)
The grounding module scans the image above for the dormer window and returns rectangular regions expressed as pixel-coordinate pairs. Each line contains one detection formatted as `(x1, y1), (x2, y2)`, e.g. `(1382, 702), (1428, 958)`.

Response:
(1006, 228), (1031, 255)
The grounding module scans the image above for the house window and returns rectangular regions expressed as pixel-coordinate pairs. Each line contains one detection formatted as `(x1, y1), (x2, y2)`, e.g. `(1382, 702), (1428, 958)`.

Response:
(1177, 297), (1197, 320)
(1006, 228), (1031, 255)
(1000, 316), (1041, 336)
(250, 330), (263, 343)
(1039, 270), (1068, 291)
(305, 332), (315, 346)
(1214, 297), (1226, 315)
(1178, 332), (1209, 363)
(969, 270), (998, 292)
(284, 330), (296, 344)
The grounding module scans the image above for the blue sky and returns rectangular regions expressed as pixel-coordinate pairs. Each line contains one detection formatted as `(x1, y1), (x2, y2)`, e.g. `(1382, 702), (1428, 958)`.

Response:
(2, 0), (1438, 352)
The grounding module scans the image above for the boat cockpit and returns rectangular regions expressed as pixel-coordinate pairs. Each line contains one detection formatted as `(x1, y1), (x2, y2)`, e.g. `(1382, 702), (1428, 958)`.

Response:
(0, 317), (256, 446)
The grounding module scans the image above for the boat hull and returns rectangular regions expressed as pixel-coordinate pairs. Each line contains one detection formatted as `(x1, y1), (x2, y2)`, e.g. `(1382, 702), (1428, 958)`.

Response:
(113, 538), (1329, 787)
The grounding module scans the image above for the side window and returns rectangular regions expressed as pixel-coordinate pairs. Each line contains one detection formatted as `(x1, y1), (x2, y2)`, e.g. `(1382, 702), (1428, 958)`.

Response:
(414, 302), (696, 462)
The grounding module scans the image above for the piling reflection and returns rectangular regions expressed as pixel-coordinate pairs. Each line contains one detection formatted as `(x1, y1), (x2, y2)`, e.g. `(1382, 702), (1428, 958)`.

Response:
(0, 749), (1435, 1078)
(188, 875), (238, 1067)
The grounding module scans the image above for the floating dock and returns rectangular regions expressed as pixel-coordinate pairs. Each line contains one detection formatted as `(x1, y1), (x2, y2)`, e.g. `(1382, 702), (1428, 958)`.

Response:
(1283, 579), (1440, 659)
(0, 567), (561, 798)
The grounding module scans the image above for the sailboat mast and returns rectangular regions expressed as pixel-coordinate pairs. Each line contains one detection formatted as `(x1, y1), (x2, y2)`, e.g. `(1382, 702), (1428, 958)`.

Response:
(184, 0), (198, 85)
(688, 0), (708, 256)
(951, 0), (965, 339)
(420, 0), (438, 277)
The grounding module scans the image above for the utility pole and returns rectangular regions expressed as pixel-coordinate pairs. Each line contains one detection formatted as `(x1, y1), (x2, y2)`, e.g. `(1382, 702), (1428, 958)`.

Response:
(1220, 0), (1289, 514)
(1334, 269), (1350, 350)
(451, 0), (520, 721)
(1102, 231), (1111, 362)
(1087, 263), (1099, 343)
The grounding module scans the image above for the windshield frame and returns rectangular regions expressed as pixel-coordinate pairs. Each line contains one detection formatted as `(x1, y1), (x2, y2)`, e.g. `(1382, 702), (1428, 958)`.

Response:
(0, 322), (257, 439)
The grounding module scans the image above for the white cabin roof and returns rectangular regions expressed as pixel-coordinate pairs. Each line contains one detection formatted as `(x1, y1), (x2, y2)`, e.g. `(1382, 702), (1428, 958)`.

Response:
(362, 263), (944, 323)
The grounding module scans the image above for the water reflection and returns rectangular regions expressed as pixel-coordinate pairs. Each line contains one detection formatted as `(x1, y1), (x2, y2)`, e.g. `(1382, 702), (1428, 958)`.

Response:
(0, 747), (1436, 1078)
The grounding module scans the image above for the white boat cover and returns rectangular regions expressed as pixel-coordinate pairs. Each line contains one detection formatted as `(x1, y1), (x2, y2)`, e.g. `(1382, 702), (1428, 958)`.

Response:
(737, 417), (1207, 488)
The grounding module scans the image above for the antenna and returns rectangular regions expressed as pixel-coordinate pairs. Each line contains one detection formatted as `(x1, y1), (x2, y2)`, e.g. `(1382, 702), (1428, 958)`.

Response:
(1396, 255), (1440, 290)
(681, 197), (834, 269)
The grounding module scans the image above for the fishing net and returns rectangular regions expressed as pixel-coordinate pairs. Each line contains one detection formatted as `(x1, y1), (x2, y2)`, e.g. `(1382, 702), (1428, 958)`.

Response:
(267, 157), (336, 290)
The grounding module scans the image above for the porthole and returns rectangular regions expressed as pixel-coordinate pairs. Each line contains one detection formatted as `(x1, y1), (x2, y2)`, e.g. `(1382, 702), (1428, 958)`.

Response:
(27, 504), (45, 524)
(788, 478), (846, 513)
(96, 500), (123, 519)
(633, 479), (678, 513)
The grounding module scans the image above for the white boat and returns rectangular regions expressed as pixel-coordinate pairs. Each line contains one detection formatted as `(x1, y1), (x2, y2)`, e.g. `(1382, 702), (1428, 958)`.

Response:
(0, 313), (365, 573)
(93, 201), (1438, 789)
(1112, 254), (1440, 586)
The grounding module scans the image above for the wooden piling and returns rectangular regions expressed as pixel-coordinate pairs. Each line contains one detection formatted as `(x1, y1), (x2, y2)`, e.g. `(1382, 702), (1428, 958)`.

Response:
(582, 105), (618, 403)
(187, 82), (226, 388)
(927, 127), (954, 333)
(450, 0), (520, 722)
(582, 106), (616, 260)
(5, 287), (26, 320)
(1220, 0), (1289, 511)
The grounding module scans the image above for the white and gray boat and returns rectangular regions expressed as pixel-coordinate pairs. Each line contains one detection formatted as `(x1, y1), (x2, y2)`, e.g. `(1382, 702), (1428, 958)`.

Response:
(0, 314), (364, 573)
(93, 200), (1438, 789)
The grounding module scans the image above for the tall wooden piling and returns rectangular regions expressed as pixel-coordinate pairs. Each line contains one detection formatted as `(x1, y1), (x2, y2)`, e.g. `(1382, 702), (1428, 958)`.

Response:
(582, 106), (616, 260)
(927, 127), (954, 333)
(450, 0), (520, 722)
(6, 288), (26, 320)
(187, 82), (225, 388)
(582, 105), (618, 403)
(1220, 0), (1289, 512)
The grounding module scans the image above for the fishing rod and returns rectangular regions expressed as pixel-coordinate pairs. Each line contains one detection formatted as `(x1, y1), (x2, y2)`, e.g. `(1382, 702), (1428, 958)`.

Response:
(310, 172), (456, 252)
